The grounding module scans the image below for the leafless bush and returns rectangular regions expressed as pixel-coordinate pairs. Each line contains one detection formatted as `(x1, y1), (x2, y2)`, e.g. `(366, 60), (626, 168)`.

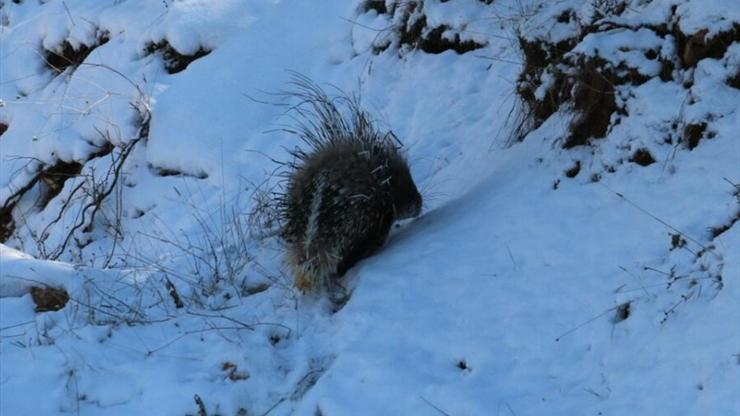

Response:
(129, 202), (255, 310)
(43, 104), (148, 262)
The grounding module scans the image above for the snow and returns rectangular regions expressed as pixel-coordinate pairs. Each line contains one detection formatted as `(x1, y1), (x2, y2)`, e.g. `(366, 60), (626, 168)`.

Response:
(677, 0), (740, 36)
(572, 28), (664, 76)
(1, 0), (739, 415)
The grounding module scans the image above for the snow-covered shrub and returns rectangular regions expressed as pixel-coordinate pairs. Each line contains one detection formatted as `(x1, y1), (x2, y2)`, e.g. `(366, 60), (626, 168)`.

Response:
(1, 98), (148, 262)
(678, 24), (740, 68)
(517, 48), (629, 148)
(359, 0), (487, 55)
(514, 1), (739, 150)
(515, 4), (657, 147)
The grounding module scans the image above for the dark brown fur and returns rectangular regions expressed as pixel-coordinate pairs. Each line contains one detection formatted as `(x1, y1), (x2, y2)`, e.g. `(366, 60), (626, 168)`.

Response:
(278, 77), (422, 291)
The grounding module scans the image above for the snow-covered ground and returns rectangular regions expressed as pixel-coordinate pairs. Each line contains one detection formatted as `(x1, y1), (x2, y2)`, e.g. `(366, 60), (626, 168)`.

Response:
(1, 0), (738, 414)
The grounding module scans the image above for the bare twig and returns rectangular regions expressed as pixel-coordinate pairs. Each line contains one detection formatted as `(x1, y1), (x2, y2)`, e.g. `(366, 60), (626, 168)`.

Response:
(420, 396), (453, 416)
(193, 394), (208, 416)
(599, 183), (710, 252)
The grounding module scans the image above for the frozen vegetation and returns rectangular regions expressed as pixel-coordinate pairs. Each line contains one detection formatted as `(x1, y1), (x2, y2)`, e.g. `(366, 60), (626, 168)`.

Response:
(0, 0), (738, 414)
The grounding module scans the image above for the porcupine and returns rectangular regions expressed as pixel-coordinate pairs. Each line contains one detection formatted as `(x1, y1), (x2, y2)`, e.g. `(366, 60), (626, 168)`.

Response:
(278, 77), (422, 292)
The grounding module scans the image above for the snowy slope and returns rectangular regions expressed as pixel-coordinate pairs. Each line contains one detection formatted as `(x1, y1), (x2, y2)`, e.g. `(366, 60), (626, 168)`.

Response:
(1, 1), (738, 415)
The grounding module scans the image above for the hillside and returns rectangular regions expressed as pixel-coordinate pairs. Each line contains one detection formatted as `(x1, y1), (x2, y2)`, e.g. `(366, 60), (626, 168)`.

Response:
(1, 1), (738, 415)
